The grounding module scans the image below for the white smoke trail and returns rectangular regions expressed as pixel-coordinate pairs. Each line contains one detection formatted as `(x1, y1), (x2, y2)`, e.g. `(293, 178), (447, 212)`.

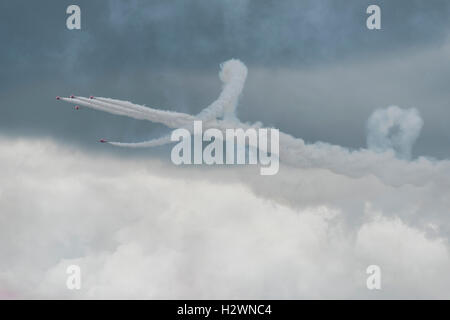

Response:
(366, 105), (423, 160)
(196, 59), (248, 121)
(95, 97), (166, 114)
(60, 97), (136, 118)
(59, 59), (247, 146)
(76, 97), (149, 119)
(79, 59), (248, 147)
(105, 114), (450, 188)
(277, 130), (450, 187)
(93, 97), (197, 128)
(60, 59), (450, 187)
(61, 97), (197, 129)
(97, 59), (247, 123)
(108, 135), (172, 148)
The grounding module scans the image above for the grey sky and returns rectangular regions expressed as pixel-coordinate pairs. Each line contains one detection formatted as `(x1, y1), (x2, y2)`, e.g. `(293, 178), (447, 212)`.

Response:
(1, 0), (450, 158)
(2, 1), (450, 299)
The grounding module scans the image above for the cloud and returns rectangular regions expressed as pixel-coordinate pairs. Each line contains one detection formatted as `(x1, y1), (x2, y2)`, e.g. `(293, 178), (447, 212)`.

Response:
(367, 106), (423, 159)
(0, 136), (449, 299)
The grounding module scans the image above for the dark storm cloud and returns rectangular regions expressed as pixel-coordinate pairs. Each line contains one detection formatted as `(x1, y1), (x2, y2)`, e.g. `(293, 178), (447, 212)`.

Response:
(1, 0), (450, 157)
(2, 0), (450, 74)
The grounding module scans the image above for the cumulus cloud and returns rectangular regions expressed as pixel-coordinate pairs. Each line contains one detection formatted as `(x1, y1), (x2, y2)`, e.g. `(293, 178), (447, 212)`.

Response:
(0, 136), (449, 299)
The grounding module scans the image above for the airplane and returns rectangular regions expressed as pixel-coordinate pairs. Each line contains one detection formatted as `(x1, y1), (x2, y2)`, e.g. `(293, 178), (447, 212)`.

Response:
(56, 59), (248, 147)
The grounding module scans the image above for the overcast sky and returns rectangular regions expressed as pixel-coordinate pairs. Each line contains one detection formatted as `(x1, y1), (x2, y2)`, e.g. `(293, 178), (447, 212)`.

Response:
(1, 0), (450, 157)
(1, 1), (450, 299)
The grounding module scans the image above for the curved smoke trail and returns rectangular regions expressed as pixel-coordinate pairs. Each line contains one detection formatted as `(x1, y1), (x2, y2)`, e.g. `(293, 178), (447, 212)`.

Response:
(366, 106), (423, 160)
(58, 59), (450, 187)
(196, 59), (248, 121)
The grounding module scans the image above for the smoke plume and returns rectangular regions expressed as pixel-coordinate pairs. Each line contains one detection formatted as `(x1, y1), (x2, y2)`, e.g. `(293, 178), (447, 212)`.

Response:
(366, 106), (423, 160)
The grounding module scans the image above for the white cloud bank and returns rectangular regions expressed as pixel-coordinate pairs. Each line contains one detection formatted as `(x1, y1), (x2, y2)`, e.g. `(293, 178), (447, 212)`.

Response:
(0, 136), (449, 299)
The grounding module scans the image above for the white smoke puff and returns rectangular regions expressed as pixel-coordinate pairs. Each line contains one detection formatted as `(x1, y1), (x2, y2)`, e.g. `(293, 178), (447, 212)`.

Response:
(218, 59), (248, 119)
(366, 106), (424, 160)
(219, 59), (248, 84)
